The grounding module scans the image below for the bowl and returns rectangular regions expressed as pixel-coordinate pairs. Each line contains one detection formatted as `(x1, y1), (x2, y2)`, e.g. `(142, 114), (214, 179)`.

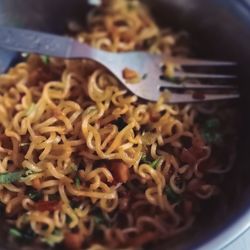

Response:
(1, 0), (250, 249)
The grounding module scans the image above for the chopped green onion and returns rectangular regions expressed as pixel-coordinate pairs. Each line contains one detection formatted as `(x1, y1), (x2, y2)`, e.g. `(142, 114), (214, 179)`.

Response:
(41, 229), (63, 246)
(140, 154), (160, 169)
(9, 226), (36, 241)
(24, 169), (35, 176)
(140, 154), (152, 165)
(202, 118), (222, 145)
(0, 170), (26, 184)
(9, 228), (22, 238)
(202, 130), (222, 145)
(165, 185), (182, 204)
(70, 163), (78, 172)
(53, 229), (62, 236)
(205, 118), (220, 130)
(94, 215), (105, 225)
(41, 55), (50, 64)
(151, 158), (160, 169)
(28, 189), (43, 201)
(92, 207), (106, 226)
(75, 176), (81, 189)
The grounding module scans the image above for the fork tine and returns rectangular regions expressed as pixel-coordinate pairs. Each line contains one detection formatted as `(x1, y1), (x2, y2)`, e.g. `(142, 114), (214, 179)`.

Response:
(173, 72), (237, 79)
(159, 81), (238, 90)
(164, 57), (237, 66)
(168, 92), (240, 103)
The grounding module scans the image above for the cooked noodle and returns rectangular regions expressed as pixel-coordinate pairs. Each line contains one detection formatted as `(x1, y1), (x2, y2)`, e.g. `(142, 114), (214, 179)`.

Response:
(0, 0), (237, 249)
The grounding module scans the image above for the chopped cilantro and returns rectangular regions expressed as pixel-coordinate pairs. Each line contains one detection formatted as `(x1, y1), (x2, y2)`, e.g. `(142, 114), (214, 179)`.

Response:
(9, 228), (22, 238)
(0, 170), (26, 184)
(94, 215), (105, 225)
(151, 158), (160, 169)
(92, 207), (106, 227)
(165, 185), (182, 204)
(41, 228), (63, 246)
(75, 176), (81, 189)
(28, 189), (43, 201)
(41, 55), (49, 64)
(140, 154), (152, 165)
(201, 118), (222, 145)
(140, 154), (160, 169)
(9, 226), (36, 241)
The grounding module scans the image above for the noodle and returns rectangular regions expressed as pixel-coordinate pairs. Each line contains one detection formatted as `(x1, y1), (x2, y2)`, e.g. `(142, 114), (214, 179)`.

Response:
(0, 0), (237, 249)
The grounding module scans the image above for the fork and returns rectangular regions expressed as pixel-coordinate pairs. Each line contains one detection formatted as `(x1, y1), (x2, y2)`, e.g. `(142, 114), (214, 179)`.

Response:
(0, 27), (239, 103)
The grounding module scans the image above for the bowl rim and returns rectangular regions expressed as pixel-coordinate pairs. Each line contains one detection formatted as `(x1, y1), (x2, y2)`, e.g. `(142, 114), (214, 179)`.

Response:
(194, 200), (250, 250)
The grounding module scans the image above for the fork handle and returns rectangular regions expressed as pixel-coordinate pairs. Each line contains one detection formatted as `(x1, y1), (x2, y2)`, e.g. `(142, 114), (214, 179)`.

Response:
(0, 47), (19, 73)
(0, 26), (107, 60)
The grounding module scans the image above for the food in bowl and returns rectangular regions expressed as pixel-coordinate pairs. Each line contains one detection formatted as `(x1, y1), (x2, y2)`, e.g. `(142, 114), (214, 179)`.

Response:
(0, 0), (237, 249)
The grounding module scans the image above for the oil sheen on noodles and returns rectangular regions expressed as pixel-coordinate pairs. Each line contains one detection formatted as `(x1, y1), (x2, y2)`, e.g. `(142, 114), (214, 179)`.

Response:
(0, 0), (236, 249)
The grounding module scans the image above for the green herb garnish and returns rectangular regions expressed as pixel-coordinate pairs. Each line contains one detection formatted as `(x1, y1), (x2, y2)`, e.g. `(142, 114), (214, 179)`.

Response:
(151, 158), (160, 169)
(75, 176), (81, 189)
(52, 228), (62, 236)
(140, 154), (152, 165)
(41, 229), (63, 247)
(0, 170), (26, 184)
(165, 186), (182, 204)
(41, 55), (50, 64)
(9, 226), (36, 241)
(202, 131), (222, 145)
(140, 154), (160, 169)
(94, 215), (105, 225)
(201, 118), (222, 145)
(28, 189), (43, 201)
(92, 207), (106, 227)
(70, 163), (78, 172)
(9, 228), (22, 238)
(204, 118), (220, 130)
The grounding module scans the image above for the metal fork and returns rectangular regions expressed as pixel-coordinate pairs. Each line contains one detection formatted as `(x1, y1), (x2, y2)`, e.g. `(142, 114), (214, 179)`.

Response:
(0, 27), (239, 103)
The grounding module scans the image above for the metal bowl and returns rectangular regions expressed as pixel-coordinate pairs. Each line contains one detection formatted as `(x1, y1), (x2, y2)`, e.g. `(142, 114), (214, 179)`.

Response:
(1, 0), (250, 249)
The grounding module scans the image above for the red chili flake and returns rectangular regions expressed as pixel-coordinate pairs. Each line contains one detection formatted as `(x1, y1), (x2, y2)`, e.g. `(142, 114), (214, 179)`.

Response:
(33, 200), (61, 212)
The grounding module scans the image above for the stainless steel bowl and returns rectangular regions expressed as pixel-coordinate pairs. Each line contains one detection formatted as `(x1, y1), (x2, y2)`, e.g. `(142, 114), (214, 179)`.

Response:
(0, 0), (250, 249)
